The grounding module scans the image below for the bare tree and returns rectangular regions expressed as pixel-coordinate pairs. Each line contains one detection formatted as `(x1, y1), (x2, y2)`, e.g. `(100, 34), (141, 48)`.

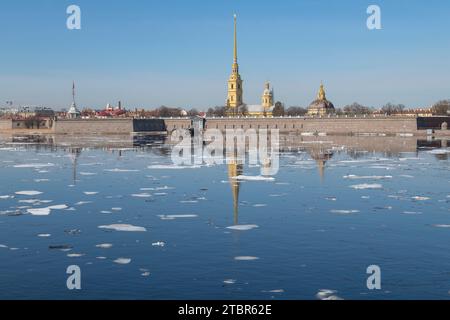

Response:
(432, 100), (450, 115)
(273, 101), (285, 117)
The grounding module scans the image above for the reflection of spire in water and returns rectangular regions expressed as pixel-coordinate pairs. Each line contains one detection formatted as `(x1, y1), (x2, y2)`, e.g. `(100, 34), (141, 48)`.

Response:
(68, 147), (82, 184)
(227, 153), (243, 225)
(308, 147), (334, 182)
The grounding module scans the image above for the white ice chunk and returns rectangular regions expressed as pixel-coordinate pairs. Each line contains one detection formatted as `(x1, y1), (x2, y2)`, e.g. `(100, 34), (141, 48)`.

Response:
(226, 225), (259, 231)
(349, 184), (382, 190)
(98, 224), (147, 232)
(96, 243), (113, 249)
(330, 210), (360, 215)
(158, 214), (198, 220)
(114, 258), (132, 264)
(27, 208), (51, 216)
(14, 163), (55, 168)
(15, 191), (43, 196)
(234, 256), (260, 261)
(233, 175), (275, 182)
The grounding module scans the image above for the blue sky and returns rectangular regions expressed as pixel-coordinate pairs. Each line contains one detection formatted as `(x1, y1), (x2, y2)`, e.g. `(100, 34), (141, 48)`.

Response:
(0, 0), (449, 110)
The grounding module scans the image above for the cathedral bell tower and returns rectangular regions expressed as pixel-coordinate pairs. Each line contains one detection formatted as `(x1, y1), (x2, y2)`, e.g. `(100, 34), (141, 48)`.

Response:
(226, 14), (243, 113)
(261, 82), (273, 110)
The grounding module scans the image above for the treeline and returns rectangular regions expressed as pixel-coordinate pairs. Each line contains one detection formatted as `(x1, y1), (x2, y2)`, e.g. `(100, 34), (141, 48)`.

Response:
(101, 100), (450, 118)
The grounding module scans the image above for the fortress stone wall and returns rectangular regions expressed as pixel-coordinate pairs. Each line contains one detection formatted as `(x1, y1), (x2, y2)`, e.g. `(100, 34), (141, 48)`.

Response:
(0, 119), (12, 131)
(2, 116), (449, 136)
(53, 119), (134, 134)
(204, 117), (420, 135)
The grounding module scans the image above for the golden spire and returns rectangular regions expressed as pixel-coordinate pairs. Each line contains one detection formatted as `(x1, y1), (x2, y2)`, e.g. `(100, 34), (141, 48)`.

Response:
(233, 14), (238, 64)
(317, 82), (326, 100)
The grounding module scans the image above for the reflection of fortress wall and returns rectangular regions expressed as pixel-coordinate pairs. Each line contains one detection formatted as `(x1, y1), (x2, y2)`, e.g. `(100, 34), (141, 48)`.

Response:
(279, 135), (420, 154)
(205, 118), (420, 135)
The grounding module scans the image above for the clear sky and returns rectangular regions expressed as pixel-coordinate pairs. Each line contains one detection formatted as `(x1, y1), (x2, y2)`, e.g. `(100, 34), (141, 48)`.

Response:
(0, 0), (449, 110)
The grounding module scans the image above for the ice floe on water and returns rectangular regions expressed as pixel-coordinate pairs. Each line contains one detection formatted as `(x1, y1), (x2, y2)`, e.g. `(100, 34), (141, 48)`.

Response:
(432, 224), (450, 228)
(37, 234), (51, 238)
(75, 201), (92, 206)
(79, 172), (97, 176)
(233, 175), (275, 182)
(83, 192), (99, 195)
(158, 214), (198, 220)
(14, 163), (55, 169)
(0, 195), (13, 199)
(223, 279), (236, 285)
(234, 256), (260, 261)
(253, 204), (267, 208)
(402, 211), (422, 215)
(131, 193), (152, 198)
(152, 242), (166, 247)
(96, 243), (113, 249)
(114, 258), (131, 265)
(344, 175), (392, 180)
(98, 224), (147, 232)
(226, 225), (259, 231)
(412, 196), (430, 201)
(67, 253), (85, 258)
(27, 208), (51, 216)
(47, 204), (68, 210)
(316, 289), (343, 300)
(147, 164), (201, 170)
(15, 191), (43, 196)
(262, 289), (285, 293)
(427, 149), (450, 155)
(330, 210), (360, 215)
(349, 184), (383, 190)
(104, 169), (140, 172)
(27, 204), (68, 216)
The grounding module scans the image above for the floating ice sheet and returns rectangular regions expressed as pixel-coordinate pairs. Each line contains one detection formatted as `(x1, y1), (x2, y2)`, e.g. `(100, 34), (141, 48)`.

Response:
(98, 224), (147, 232)
(226, 225), (259, 231)
(158, 214), (198, 220)
(114, 258), (132, 265)
(349, 184), (383, 190)
(344, 175), (392, 180)
(233, 175), (275, 182)
(14, 163), (55, 168)
(234, 256), (260, 261)
(15, 191), (43, 196)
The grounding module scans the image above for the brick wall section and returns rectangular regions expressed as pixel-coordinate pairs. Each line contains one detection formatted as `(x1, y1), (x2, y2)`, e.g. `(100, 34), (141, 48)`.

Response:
(204, 117), (419, 134)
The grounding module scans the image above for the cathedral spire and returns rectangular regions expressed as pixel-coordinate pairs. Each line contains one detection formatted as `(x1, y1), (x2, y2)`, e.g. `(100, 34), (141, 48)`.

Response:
(233, 14), (238, 64)
(72, 81), (76, 104)
(317, 82), (326, 101)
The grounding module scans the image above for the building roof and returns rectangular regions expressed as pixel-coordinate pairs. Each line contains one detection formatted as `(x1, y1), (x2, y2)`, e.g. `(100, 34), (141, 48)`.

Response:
(247, 104), (275, 113)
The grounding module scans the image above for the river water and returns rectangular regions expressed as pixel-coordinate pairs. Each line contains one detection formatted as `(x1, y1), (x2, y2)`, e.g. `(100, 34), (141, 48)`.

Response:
(0, 134), (449, 300)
